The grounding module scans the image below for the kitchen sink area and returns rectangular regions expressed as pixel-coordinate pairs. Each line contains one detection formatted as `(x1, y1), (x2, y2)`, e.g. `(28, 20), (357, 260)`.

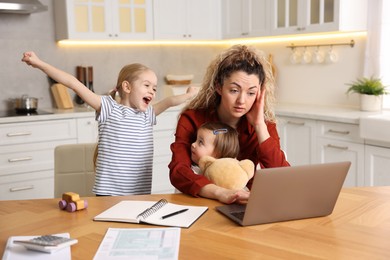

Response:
(360, 111), (390, 142)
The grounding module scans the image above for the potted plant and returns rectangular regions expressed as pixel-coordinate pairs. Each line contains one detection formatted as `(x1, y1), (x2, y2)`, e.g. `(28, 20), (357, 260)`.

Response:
(346, 76), (388, 111)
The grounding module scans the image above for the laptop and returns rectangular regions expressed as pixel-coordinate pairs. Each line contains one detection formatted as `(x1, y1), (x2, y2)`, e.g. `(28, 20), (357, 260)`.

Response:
(216, 161), (351, 226)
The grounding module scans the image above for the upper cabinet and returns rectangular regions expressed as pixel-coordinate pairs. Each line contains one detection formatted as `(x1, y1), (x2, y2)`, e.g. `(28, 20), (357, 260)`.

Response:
(54, 0), (153, 41)
(54, 0), (368, 41)
(270, 0), (368, 36)
(222, 0), (270, 39)
(153, 0), (221, 40)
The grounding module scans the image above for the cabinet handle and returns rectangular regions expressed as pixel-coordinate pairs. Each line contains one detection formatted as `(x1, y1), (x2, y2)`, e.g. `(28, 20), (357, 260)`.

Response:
(7, 132), (32, 137)
(327, 144), (349, 150)
(241, 32), (249, 36)
(297, 27), (306, 31)
(287, 121), (305, 126)
(10, 185), (34, 192)
(8, 156), (33, 163)
(328, 129), (350, 135)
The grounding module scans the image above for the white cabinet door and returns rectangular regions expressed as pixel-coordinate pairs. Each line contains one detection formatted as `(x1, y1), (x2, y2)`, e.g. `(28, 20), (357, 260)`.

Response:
(316, 120), (364, 187)
(277, 116), (316, 166)
(270, 0), (367, 36)
(222, 0), (269, 39)
(153, 0), (186, 40)
(364, 145), (390, 186)
(111, 0), (153, 40)
(76, 117), (98, 143)
(54, 0), (153, 40)
(152, 109), (179, 194)
(317, 137), (364, 187)
(153, 0), (220, 40)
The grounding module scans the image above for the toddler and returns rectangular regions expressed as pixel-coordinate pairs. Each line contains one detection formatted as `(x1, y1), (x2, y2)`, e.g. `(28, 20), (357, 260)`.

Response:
(191, 121), (239, 174)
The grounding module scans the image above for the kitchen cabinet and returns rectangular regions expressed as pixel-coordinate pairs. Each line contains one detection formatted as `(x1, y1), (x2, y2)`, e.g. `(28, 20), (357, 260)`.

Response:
(315, 121), (365, 187)
(76, 116), (98, 143)
(278, 115), (365, 187)
(0, 119), (77, 200)
(54, 0), (153, 41)
(270, 0), (367, 36)
(222, 0), (269, 39)
(153, 0), (221, 40)
(277, 116), (316, 166)
(316, 121), (364, 187)
(276, 105), (390, 188)
(152, 108), (179, 194)
(364, 145), (390, 186)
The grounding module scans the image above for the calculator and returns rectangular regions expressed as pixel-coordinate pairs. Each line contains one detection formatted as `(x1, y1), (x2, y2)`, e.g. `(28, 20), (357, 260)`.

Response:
(13, 235), (78, 253)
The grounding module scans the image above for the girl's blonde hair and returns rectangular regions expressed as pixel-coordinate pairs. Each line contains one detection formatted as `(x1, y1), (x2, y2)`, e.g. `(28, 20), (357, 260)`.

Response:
(185, 45), (276, 122)
(109, 63), (152, 100)
(199, 121), (240, 159)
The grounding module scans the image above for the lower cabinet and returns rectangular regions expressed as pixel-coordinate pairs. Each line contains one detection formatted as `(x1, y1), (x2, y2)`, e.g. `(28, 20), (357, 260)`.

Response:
(0, 119), (78, 200)
(152, 109), (179, 194)
(316, 121), (365, 187)
(76, 117), (98, 143)
(0, 108), (183, 200)
(277, 116), (316, 166)
(364, 145), (390, 186)
(277, 116), (387, 187)
(0, 113), (97, 201)
(317, 137), (364, 187)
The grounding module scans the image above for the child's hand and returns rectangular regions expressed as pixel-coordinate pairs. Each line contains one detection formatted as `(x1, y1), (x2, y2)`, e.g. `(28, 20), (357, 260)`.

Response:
(21, 51), (41, 68)
(186, 85), (200, 98)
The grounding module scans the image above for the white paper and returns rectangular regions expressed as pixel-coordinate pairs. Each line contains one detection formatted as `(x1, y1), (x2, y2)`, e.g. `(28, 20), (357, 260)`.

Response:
(2, 233), (72, 260)
(93, 228), (181, 260)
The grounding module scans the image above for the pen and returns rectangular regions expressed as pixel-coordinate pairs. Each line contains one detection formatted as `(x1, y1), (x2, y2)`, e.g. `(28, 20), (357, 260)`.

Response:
(161, 209), (189, 219)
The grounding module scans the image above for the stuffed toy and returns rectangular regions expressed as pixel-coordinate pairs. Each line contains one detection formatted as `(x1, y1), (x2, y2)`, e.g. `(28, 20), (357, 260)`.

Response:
(199, 156), (255, 190)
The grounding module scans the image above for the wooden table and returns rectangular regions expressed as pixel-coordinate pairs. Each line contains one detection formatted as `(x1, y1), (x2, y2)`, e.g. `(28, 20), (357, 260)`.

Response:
(1, 187), (390, 259)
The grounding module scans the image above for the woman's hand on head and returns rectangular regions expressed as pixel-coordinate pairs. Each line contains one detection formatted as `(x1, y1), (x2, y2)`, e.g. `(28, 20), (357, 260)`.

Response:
(246, 85), (265, 127)
(246, 86), (270, 142)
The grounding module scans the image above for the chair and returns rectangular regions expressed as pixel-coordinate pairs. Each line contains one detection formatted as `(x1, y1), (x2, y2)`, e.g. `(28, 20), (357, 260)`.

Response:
(54, 143), (97, 198)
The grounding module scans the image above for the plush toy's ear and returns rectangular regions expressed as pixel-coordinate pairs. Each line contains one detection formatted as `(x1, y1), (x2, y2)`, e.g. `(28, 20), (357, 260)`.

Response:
(238, 160), (255, 179)
(198, 155), (216, 172)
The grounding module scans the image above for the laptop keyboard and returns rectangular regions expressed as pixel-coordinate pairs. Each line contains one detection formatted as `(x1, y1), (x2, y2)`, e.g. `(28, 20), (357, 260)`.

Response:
(231, 211), (245, 220)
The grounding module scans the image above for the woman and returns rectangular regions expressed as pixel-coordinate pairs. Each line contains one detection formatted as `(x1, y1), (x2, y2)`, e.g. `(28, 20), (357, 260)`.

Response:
(169, 45), (290, 204)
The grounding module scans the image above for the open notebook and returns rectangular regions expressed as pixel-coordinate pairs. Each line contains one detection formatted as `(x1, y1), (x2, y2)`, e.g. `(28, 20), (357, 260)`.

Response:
(217, 161), (351, 226)
(94, 199), (208, 228)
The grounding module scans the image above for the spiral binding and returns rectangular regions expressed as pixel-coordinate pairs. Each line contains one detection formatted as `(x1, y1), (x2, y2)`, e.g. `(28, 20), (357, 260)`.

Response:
(136, 199), (168, 219)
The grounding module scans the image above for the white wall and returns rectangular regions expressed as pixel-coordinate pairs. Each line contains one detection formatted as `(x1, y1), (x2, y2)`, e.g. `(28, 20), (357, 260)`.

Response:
(254, 36), (365, 108)
(0, 0), (364, 112)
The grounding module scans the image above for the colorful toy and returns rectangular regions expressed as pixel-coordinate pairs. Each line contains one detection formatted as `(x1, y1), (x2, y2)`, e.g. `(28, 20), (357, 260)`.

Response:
(58, 192), (88, 212)
(199, 156), (255, 190)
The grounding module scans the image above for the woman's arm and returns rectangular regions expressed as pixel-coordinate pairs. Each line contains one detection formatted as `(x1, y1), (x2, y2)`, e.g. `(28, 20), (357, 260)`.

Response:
(22, 51), (101, 111)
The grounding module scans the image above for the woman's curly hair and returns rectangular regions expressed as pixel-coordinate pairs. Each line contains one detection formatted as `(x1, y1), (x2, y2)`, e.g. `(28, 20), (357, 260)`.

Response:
(185, 45), (276, 122)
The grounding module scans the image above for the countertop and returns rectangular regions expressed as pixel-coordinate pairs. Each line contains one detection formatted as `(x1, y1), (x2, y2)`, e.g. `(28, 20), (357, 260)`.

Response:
(1, 103), (389, 125)
(0, 106), (96, 124)
(275, 103), (387, 124)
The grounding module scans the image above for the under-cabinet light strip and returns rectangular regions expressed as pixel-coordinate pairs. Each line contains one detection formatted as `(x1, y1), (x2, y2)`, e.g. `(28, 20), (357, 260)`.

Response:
(57, 32), (367, 47)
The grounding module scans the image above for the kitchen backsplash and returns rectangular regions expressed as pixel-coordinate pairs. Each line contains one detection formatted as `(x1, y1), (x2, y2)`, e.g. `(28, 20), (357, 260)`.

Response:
(0, 0), (364, 112)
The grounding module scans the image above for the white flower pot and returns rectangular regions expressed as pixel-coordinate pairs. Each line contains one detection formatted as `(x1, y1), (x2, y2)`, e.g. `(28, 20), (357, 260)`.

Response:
(360, 94), (382, 112)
